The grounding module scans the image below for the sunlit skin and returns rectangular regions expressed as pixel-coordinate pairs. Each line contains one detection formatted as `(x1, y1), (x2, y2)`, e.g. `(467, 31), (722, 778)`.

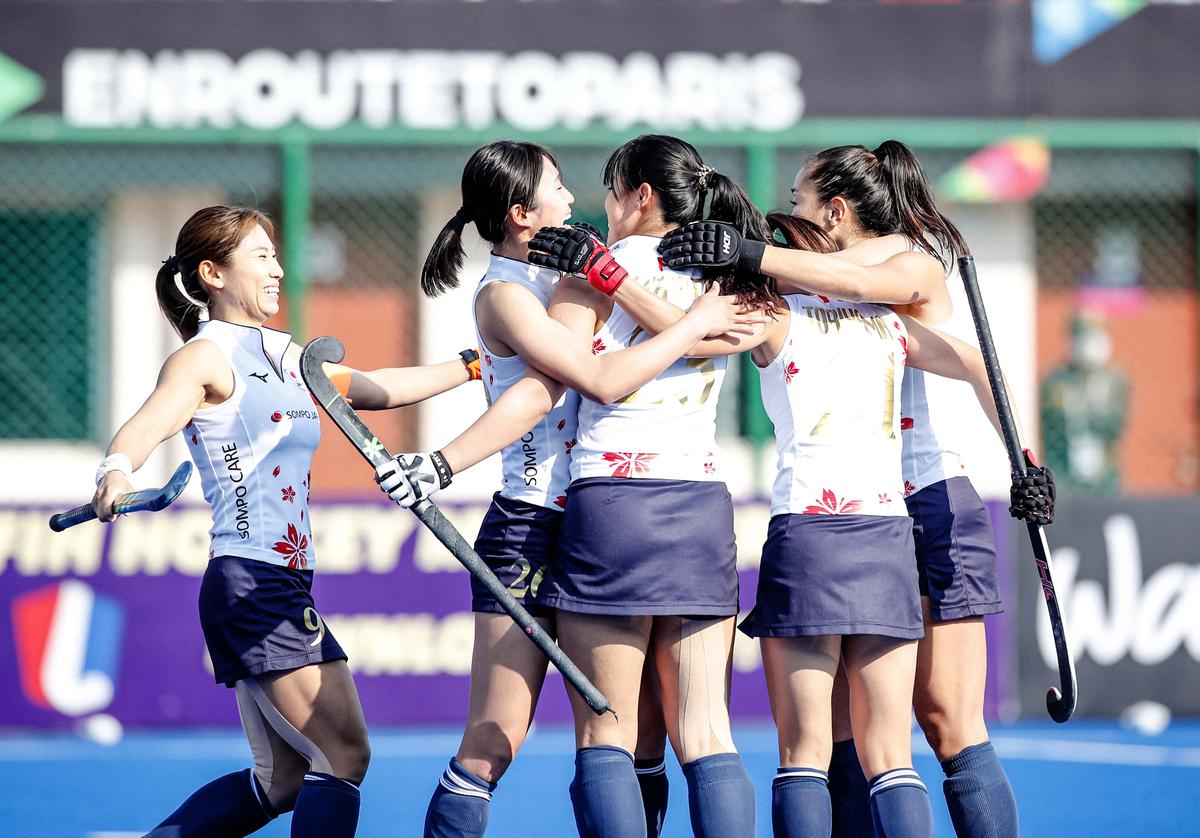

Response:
(493, 158), (575, 263)
(200, 223), (284, 327)
(604, 180), (672, 244)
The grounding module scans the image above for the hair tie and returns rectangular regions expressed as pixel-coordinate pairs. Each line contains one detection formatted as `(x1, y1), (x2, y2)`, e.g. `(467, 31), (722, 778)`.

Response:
(173, 270), (210, 321)
(872, 148), (893, 174)
(162, 255), (179, 275)
(452, 206), (472, 228)
(696, 165), (715, 191)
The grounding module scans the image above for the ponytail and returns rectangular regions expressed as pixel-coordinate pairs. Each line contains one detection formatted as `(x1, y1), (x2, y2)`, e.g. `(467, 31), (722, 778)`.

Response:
(705, 172), (777, 312)
(767, 212), (839, 256)
(872, 140), (969, 266)
(420, 209), (469, 297)
(805, 141), (968, 269)
(155, 258), (209, 341)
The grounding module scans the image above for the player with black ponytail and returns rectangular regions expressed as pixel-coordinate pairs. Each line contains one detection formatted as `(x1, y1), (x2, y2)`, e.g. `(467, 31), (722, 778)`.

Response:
(662, 140), (1051, 838)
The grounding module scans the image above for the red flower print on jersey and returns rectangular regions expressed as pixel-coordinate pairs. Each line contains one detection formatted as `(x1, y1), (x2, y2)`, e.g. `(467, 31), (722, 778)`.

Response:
(803, 489), (862, 515)
(817, 295), (830, 303)
(553, 495), (567, 509)
(281, 486), (296, 503)
(602, 451), (657, 478)
(899, 336), (908, 359)
(592, 338), (607, 355)
(271, 411), (283, 423)
(185, 420), (195, 429)
(893, 320), (902, 331)
(784, 361), (799, 385)
(903, 480), (917, 498)
(705, 461), (716, 474)
(272, 523), (309, 569)
(557, 418), (566, 431)
(564, 438), (577, 453)
(191, 434), (198, 445)
(300, 510), (305, 521)
(484, 354), (493, 366)
(272, 465), (281, 477)
(488, 374), (494, 385)
(900, 417), (914, 430)
(878, 493), (892, 505)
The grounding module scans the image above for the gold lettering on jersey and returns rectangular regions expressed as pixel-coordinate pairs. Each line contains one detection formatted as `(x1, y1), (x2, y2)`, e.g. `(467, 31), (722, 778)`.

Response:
(801, 306), (893, 342)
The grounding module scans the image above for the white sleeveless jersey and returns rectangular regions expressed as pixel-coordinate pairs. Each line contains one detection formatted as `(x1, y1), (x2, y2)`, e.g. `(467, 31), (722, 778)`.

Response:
(183, 320), (321, 569)
(573, 235), (727, 483)
(901, 366), (967, 496)
(758, 295), (908, 518)
(475, 254), (580, 510)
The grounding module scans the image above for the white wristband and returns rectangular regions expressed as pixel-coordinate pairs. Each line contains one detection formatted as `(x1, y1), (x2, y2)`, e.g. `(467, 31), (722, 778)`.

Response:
(95, 453), (134, 486)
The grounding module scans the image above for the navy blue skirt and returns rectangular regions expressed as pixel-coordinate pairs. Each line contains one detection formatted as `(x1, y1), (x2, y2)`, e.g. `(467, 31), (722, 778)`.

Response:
(472, 492), (561, 618)
(199, 555), (347, 687)
(906, 476), (1002, 622)
(540, 477), (739, 616)
(741, 514), (923, 640)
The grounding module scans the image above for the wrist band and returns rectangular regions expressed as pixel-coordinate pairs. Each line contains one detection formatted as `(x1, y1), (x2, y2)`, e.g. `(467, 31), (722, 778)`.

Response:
(740, 239), (767, 274)
(459, 348), (482, 381)
(95, 453), (134, 486)
(429, 450), (454, 489)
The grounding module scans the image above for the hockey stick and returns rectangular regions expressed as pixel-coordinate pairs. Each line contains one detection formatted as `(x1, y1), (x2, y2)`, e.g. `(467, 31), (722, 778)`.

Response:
(49, 461), (194, 532)
(300, 337), (612, 717)
(958, 256), (1077, 723)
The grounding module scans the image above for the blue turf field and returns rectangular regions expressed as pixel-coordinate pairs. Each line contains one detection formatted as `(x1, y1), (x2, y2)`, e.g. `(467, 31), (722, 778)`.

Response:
(2, 721), (1198, 837)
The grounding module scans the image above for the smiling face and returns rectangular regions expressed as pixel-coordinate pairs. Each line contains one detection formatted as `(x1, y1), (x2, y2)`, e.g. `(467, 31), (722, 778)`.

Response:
(201, 223), (284, 325)
(522, 157), (574, 232)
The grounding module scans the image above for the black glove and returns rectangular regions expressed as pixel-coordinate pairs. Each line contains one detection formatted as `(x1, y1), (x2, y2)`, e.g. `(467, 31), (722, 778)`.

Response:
(1010, 449), (1055, 526)
(658, 220), (766, 275)
(528, 226), (627, 295)
(571, 221), (607, 244)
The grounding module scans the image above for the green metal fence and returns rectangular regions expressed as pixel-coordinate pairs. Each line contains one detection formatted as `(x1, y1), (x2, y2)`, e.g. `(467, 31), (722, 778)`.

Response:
(2, 117), (1197, 492)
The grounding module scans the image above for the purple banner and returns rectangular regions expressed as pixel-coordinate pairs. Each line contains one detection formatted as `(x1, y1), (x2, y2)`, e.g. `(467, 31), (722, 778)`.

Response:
(0, 498), (1017, 730)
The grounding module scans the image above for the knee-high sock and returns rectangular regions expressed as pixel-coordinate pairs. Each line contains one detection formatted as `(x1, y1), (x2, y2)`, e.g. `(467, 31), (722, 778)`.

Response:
(772, 767), (832, 838)
(869, 768), (935, 838)
(291, 772), (360, 838)
(148, 768), (274, 837)
(829, 739), (875, 838)
(424, 759), (496, 838)
(681, 753), (756, 838)
(635, 757), (669, 837)
(570, 746), (646, 838)
(941, 741), (1019, 838)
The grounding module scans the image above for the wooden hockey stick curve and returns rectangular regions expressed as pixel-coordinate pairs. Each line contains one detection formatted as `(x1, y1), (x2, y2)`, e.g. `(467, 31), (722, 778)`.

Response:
(958, 256), (1077, 723)
(49, 461), (194, 532)
(300, 336), (612, 717)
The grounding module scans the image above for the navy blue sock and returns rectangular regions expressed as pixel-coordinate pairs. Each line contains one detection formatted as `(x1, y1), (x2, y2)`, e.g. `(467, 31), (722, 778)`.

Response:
(424, 759), (496, 838)
(291, 772), (360, 838)
(829, 739), (875, 838)
(635, 757), (669, 837)
(772, 767), (832, 838)
(150, 768), (274, 837)
(681, 753), (756, 838)
(941, 741), (1019, 838)
(569, 746), (646, 838)
(869, 768), (935, 838)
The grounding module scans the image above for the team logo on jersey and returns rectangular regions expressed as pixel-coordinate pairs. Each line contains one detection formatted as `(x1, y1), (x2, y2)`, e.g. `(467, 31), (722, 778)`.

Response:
(803, 489), (862, 516)
(12, 581), (124, 716)
(248, 372), (269, 383)
(271, 411), (283, 423)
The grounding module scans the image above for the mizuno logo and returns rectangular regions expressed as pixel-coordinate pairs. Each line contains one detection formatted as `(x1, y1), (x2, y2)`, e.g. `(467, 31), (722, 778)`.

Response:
(721, 231), (732, 256)
(248, 372), (269, 382)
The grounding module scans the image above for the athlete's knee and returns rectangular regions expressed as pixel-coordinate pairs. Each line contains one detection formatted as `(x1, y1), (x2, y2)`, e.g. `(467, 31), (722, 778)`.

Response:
(457, 726), (522, 784)
(257, 764), (304, 814)
(914, 696), (984, 761)
(336, 734), (371, 785)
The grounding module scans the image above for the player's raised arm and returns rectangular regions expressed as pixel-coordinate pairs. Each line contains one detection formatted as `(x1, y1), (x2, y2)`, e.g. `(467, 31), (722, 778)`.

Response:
(92, 340), (229, 521)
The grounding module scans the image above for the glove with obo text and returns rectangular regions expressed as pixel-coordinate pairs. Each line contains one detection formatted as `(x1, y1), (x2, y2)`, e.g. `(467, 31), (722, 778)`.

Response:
(658, 220), (766, 275)
(374, 451), (453, 509)
(1009, 449), (1055, 526)
(528, 226), (628, 295)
